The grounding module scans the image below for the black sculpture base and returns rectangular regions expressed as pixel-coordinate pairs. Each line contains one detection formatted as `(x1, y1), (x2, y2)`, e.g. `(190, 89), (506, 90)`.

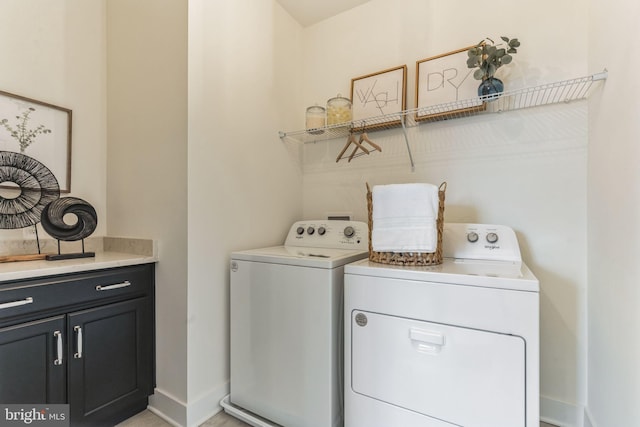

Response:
(46, 251), (95, 261)
(45, 238), (95, 262)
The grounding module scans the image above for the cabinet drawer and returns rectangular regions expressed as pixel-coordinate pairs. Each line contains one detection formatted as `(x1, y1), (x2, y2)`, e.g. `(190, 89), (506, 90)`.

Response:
(0, 264), (153, 323)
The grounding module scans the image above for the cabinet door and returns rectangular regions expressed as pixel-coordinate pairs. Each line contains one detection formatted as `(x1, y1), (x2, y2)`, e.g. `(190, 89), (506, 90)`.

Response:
(0, 315), (66, 403)
(67, 297), (153, 426)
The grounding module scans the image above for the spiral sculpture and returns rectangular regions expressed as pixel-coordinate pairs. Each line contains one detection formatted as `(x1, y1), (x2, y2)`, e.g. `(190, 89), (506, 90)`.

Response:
(41, 197), (97, 241)
(0, 151), (60, 229)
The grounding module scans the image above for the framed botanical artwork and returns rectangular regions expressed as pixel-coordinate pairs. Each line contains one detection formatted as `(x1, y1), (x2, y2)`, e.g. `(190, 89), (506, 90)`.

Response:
(0, 90), (72, 192)
(351, 65), (407, 130)
(415, 45), (485, 121)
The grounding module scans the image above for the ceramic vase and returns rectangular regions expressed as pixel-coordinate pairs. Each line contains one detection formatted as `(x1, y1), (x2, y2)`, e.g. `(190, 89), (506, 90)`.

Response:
(478, 77), (504, 99)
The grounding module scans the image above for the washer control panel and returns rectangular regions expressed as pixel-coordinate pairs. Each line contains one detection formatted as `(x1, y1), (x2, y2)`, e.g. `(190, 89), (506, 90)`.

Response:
(443, 223), (522, 262)
(285, 220), (368, 250)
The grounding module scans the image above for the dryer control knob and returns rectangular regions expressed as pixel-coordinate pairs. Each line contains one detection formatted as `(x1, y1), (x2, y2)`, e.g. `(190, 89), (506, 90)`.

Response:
(318, 227), (326, 236)
(343, 226), (355, 238)
(296, 227), (305, 235)
(486, 232), (499, 244)
(467, 232), (479, 243)
(307, 227), (315, 235)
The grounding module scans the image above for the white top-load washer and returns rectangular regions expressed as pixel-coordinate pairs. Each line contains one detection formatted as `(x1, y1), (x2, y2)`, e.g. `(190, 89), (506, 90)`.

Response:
(344, 223), (539, 427)
(222, 220), (369, 427)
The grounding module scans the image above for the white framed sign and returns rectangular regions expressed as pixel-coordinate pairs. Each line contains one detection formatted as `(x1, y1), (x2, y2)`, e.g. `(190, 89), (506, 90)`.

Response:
(351, 65), (407, 129)
(415, 46), (485, 121)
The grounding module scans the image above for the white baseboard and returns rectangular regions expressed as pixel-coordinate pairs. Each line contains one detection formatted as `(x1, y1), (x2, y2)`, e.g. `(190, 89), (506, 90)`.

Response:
(583, 406), (597, 427)
(148, 382), (230, 427)
(149, 389), (593, 427)
(186, 381), (229, 427)
(540, 395), (584, 427)
(149, 388), (187, 427)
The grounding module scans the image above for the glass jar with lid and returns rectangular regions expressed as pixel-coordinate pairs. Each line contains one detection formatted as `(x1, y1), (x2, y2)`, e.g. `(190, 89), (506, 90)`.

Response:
(326, 94), (352, 126)
(305, 104), (325, 134)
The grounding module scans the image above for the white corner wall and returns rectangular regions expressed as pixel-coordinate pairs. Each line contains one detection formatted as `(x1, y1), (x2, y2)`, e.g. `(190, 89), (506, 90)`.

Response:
(108, 1), (304, 424)
(299, 0), (589, 424)
(186, 0), (303, 425)
(106, 0), (190, 423)
(0, 0), (107, 237)
(587, 1), (640, 426)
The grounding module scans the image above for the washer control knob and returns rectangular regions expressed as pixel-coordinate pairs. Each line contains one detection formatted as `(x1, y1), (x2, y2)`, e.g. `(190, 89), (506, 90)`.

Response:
(486, 232), (499, 244)
(343, 226), (355, 238)
(307, 227), (315, 235)
(318, 227), (326, 236)
(296, 227), (305, 235)
(467, 232), (479, 243)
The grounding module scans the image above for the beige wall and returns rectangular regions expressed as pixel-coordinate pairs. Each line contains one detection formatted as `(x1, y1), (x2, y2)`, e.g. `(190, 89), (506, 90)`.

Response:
(299, 0), (589, 424)
(2, 1), (301, 424)
(0, 0), (107, 238)
(587, 1), (640, 426)
(186, 0), (302, 424)
(107, 1), (304, 424)
(106, 0), (189, 420)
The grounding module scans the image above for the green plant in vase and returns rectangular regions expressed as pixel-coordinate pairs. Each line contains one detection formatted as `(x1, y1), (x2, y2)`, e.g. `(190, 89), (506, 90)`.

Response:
(467, 36), (521, 99)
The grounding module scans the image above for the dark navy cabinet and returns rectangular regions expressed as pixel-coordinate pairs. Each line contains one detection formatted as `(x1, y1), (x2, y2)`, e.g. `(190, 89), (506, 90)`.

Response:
(0, 315), (67, 403)
(0, 263), (155, 426)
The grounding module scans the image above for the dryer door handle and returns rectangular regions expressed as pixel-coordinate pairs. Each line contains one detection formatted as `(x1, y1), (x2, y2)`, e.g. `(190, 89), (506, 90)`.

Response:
(410, 328), (445, 353)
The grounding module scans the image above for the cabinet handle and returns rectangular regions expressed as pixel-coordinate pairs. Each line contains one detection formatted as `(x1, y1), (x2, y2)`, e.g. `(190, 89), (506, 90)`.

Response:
(54, 330), (63, 366)
(95, 281), (131, 291)
(74, 326), (83, 359)
(0, 296), (33, 310)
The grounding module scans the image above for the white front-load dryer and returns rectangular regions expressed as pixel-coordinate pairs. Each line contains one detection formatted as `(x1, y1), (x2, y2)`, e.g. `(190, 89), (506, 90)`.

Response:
(223, 220), (369, 427)
(344, 223), (539, 427)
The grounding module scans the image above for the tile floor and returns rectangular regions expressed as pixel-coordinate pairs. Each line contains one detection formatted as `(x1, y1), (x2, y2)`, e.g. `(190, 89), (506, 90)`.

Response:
(116, 409), (247, 427)
(117, 408), (559, 427)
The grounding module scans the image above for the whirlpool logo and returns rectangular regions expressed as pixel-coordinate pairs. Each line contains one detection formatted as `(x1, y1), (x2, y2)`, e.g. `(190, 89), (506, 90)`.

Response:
(0, 405), (69, 427)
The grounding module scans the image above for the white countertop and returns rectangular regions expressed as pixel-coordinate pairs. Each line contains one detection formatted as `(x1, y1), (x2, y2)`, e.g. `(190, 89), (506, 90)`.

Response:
(0, 237), (158, 282)
(0, 251), (157, 283)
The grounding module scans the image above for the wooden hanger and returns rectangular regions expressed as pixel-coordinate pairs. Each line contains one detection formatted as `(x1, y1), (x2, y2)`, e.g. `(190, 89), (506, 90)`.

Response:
(347, 131), (382, 162)
(336, 129), (383, 163)
(336, 132), (369, 163)
(358, 132), (381, 152)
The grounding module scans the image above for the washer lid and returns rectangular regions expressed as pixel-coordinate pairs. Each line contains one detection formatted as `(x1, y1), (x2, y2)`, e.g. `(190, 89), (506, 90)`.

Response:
(345, 258), (539, 292)
(232, 245), (369, 269)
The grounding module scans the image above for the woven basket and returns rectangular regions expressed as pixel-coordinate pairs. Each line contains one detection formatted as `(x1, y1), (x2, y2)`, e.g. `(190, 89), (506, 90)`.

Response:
(367, 182), (447, 266)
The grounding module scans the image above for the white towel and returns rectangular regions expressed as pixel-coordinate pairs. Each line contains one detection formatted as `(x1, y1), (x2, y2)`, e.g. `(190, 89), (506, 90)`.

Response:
(371, 183), (439, 253)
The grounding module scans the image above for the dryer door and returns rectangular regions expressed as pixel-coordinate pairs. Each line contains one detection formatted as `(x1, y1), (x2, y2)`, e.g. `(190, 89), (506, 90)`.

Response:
(351, 310), (526, 427)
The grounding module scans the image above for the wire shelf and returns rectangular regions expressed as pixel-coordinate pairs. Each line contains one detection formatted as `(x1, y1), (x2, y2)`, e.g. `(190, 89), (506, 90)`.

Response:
(279, 71), (608, 144)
